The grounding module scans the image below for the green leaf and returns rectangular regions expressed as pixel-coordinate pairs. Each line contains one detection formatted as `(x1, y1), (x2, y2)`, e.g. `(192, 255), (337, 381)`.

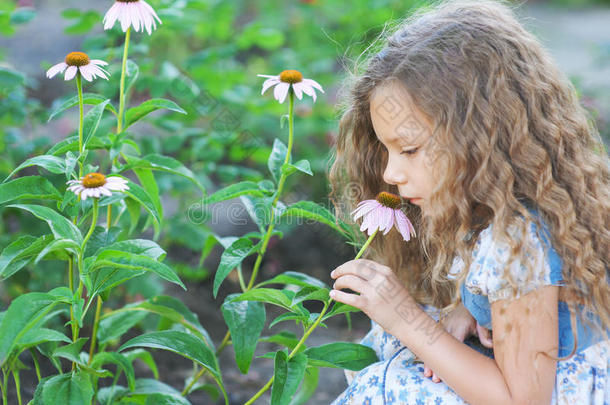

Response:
(0, 292), (66, 365)
(125, 98), (186, 129)
(271, 351), (307, 405)
(118, 331), (220, 380)
(3, 155), (66, 182)
(122, 153), (205, 193)
(34, 238), (81, 264)
(257, 271), (329, 289)
(98, 309), (148, 345)
(269, 312), (309, 329)
(41, 372), (94, 405)
(123, 349), (159, 379)
(0, 176), (62, 204)
(0, 235), (53, 281)
(47, 136), (108, 156)
(204, 181), (265, 205)
(7, 204), (83, 244)
(18, 328), (71, 349)
(221, 295), (265, 374)
(83, 99), (111, 148)
(123, 180), (162, 238)
(260, 331), (300, 351)
(0, 67), (24, 92)
(133, 168), (163, 239)
(281, 159), (313, 177)
(48, 93), (117, 122)
(100, 297), (212, 349)
(90, 352), (136, 391)
(292, 287), (331, 306)
(230, 288), (300, 313)
(88, 250), (185, 290)
(304, 342), (378, 371)
(289, 366), (319, 405)
(52, 337), (88, 364)
(322, 301), (361, 321)
(213, 237), (260, 298)
(268, 138), (288, 183)
(280, 201), (346, 236)
(82, 226), (122, 257)
(101, 239), (166, 260)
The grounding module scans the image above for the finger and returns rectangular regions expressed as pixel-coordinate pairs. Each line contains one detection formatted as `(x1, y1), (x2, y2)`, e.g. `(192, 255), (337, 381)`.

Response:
(432, 373), (440, 383)
(329, 289), (362, 308)
(423, 364), (431, 377)
(476, 323), (493, 348)
(331, 259), (387, 281)
(332, 274), (367, 294)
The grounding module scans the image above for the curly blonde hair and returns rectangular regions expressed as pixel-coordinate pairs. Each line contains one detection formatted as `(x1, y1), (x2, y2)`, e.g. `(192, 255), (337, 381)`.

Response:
(327, 0), (610, 361)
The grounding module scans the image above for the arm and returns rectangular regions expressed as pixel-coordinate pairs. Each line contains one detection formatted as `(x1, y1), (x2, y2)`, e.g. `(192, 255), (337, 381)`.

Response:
(330, 259), (559, 405)
(393, 285), (559, 405)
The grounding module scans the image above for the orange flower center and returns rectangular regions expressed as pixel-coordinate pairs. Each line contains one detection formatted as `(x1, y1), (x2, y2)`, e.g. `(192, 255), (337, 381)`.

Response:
(375, 191), (401, 209)
(82, 173), (106, 188)
(279, 69), (303, 84)
(65, 52), (90, 67)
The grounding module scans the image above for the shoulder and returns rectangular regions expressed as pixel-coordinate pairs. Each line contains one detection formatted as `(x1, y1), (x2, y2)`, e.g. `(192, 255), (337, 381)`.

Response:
(465, 211), (564, 302)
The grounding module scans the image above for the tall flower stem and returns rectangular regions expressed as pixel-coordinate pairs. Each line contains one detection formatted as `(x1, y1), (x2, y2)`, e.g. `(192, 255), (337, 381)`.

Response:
(87, 296), (103, 365)
(108, 26), (132, 228)
(76, 73), (84, 177)
(182, 91), (296, 397)
(245, 91), (294, 291)
(12, 371), (21, 405)
(355, 229), (378, 260)
(71, 199), (99, 370)
(242, 301), (330, 405)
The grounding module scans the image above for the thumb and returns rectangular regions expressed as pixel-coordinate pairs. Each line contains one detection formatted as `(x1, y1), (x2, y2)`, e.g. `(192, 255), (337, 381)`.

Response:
(476, 323), (493, 348)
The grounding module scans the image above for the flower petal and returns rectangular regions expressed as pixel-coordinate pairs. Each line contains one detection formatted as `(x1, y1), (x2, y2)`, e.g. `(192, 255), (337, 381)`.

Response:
(302, 78), (324, 93)
(379, 206), (395, 235)
(257, 74), (279, 79)
(351, 200), (380, 221)
(90, 59), (109, 67)
(64, 66), (78, 81)
(46, 62), (67, 79)
(292, 82), (304, 100)
(103, 3), (121, 30)
(261, 78), (280, 95)
(274, 82), (290, 104)
(394, 210), (416, 241)
(79, 65), (94, 82)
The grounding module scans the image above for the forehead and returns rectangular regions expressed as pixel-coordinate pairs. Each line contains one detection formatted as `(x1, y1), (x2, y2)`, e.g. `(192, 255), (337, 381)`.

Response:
(369, 82), (432, 145)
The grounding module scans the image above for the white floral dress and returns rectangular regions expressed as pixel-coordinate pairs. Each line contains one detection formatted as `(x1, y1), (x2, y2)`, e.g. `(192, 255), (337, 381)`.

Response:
(331, 214), (610, 405)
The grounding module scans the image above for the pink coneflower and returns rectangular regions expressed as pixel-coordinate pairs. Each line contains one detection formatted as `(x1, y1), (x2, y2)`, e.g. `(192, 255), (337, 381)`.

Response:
(351, 191), (416, 242)
(103, 0), (162, 35)
(67, 173), (129, 200)
(258, 70), (324, 104)
(46, 52), (109, 82)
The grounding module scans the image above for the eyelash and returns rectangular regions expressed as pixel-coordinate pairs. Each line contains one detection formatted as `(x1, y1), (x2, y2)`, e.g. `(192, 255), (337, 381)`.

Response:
(401, 148), (419, 156)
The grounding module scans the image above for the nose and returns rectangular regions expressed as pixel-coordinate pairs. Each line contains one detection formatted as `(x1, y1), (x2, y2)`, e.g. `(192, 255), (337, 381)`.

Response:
(383, 154), (406, 186)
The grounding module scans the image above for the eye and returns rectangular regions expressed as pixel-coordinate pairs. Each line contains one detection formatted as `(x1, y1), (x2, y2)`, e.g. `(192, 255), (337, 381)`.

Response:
(401, 147), (419, 156)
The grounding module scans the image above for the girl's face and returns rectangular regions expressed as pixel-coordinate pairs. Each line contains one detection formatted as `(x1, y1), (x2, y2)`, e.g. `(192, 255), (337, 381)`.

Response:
(369, 82), (441, 210)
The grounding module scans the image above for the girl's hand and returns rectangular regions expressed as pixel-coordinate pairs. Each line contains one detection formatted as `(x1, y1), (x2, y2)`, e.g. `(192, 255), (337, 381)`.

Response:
(423, 303), (493, 383)
(329, 259), (414, 338)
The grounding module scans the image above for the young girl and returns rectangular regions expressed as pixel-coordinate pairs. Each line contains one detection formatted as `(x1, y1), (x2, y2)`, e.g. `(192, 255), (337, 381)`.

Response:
(326, 0), (610, 404)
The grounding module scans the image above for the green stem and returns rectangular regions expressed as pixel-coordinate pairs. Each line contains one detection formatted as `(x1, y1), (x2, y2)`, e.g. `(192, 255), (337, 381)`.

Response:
(245, 91), (295, 291)
(117, 27), (131, 135)
(72, 199), (99, 368)
(243, 301), (330, 405)
(76, 73), (84, 177)
(183, 92), (297, 397)
(1, 370), (6, 405)
(12, 371), (21, 405)
(28, 349), (41, 382)
(87, 296), (103, 365)
(68, 256), (76, 349)
(355, 229), (378, 260)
